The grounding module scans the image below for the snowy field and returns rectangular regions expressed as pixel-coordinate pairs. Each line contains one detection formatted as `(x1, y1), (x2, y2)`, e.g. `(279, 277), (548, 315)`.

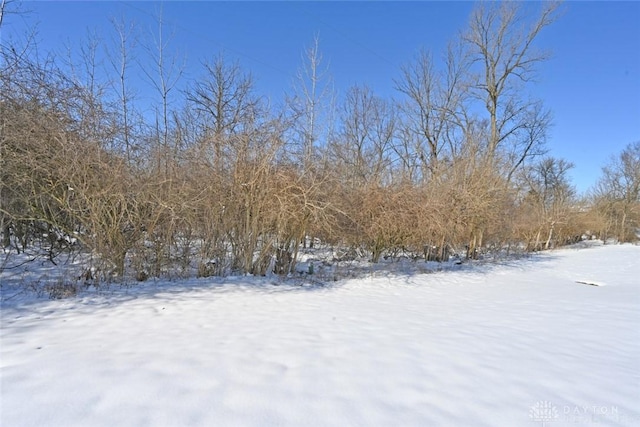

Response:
(1, 243), (639, 426)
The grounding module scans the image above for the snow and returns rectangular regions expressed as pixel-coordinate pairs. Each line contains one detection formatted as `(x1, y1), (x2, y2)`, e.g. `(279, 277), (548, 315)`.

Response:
(1, 244), (639, 426)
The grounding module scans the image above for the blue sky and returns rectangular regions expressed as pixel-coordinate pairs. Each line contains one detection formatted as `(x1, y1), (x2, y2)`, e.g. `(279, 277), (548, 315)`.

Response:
(3, 1), (639, 193)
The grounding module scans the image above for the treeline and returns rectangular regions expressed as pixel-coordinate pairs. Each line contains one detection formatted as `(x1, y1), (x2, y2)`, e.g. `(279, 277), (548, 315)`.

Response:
(1, 2), (638, 281)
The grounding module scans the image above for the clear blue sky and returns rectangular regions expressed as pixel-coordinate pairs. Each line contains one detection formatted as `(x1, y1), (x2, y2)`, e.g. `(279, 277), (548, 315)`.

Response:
(3, 1), (639, 194)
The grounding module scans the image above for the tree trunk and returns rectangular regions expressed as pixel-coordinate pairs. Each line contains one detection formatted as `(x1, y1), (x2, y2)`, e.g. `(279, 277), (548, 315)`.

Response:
(533, 229), (542, 252)
(1, 219), (10, 248)
(544, 226), (554, 250)
(620, 211), (627, 243)
(467, 234), (477, 260)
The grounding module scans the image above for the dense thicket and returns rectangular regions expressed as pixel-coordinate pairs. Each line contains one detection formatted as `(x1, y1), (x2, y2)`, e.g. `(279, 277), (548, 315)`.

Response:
(1, 2), (638, 281)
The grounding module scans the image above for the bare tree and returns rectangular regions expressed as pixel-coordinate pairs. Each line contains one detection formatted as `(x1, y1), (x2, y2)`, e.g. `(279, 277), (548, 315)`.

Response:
(140, 4), (183, 174)
(329, 85), (396, 187)
(395, 42), (468, 182)
(186, 54), (260, 170)
(107, 16), (138, 162)
(463, 1), (559, 173)
(518, 157), (576, 250)
(287, 35), (335, 170)
(61, 29), (117, 152)
(592, 141), (640, 242)
(505, 101), (552, 183)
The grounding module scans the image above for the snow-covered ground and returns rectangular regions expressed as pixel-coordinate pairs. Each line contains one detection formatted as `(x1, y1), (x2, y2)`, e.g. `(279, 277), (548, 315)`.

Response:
(1, 243), (639, 426)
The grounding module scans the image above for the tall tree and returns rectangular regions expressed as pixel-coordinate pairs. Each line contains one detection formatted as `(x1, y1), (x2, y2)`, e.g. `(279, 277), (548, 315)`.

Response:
(288, 35), (334, 171)
(395, 42), (468, 182)
(463, 1), (559, 175)
(330, 85), (395, 187)
(107, 16), (138, 162)
(186, 54), (259, 170)
(141, 5), (183, 173)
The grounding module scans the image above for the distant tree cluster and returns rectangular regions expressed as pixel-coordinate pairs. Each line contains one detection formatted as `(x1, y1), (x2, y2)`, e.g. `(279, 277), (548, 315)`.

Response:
(1, 1), (638, 281)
